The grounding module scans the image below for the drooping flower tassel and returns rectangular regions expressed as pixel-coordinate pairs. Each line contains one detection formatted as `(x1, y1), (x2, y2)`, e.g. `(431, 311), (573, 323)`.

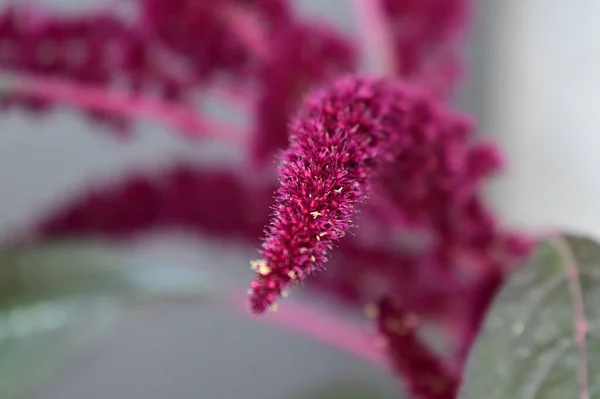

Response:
(248, 74), (477, 313)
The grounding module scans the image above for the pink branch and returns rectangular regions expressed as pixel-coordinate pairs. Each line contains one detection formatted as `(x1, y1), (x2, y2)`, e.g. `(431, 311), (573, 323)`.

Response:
(352, 0), (397, 76)
(229, 294), (387, 368)
(220, 5), (270, 61)
(1, 73), (247, 145)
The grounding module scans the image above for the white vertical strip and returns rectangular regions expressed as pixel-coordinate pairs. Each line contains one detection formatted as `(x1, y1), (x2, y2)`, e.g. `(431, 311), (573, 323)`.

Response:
(489, 0), (600, 237)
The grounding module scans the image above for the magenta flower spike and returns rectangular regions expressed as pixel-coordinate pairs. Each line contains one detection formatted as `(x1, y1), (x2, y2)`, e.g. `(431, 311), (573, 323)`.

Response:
(248, 74), (479, 314)
(374, 296), (459, 399)
(0, 2), (553, 397)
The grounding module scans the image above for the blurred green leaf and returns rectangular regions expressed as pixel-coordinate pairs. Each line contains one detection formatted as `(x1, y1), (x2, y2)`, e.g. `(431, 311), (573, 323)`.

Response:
(0, 240), (217, 304)
(458, 234), (600, 399)
(291, 381), (392, 399)
(0, 298), (123, 399)
(0, 240), (218, 399)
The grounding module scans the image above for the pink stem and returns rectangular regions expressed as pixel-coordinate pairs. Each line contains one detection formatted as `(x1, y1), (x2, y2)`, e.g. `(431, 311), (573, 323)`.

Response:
(1, 73), (247, 145)
(220, 5), (270, 61)
(228, 294), (387, 368)
(352, 0), (397, 77)
(205, 80), (255, 111)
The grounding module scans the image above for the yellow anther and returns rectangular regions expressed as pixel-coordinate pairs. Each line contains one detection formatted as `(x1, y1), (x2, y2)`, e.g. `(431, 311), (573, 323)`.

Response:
(250, 259), (271, 276)
(364, 304), (379, 319)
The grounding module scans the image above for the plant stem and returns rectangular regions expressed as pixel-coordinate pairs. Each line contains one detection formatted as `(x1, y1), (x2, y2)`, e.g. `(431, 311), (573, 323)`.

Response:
(1, 73), (246, 145)
(220, 5), (270, 61)
(352, 0), (397, 76)
(228, 294), (387, 368)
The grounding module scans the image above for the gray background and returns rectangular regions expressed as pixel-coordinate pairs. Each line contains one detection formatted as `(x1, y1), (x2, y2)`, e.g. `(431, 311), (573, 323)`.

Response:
(0, 1), (498, 398)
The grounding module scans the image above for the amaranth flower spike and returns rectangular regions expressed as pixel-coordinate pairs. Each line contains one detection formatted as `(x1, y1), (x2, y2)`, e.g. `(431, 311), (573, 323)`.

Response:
(374, 296), (459, 399)
(248, 74), (478, 314)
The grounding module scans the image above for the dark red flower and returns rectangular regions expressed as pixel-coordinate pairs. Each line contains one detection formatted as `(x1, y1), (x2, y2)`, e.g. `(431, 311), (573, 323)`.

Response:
(251, 20), (357, 166)
(33, 165), (273, 243)
(248, 74), (481, 314)
(374, 296), (459, 399)
(0, 2), (540, 397)
(380, 0), (470, 96)
(0, 8), (189, 131)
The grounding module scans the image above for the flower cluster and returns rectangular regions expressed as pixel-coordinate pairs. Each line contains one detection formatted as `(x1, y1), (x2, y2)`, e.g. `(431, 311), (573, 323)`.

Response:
(248, 75), (472, 313)
(380, 0), (470, 96)
(0, 9), (131, 130)
(33, 166), (274, 243)
(248, 74), (533, 370)
(0, 0), (287, 133)
(0, 1), (533, 398)
(374, 296), (459, 399)
(139, 0), (291, 81)
(251, 21), (356, 165)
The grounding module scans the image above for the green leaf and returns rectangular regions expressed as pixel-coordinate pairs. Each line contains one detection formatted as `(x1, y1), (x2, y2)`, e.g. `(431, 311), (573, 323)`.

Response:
(0, 298), (124, 399)
(0, 240), (217, 304)
(291, 381), (392, 399)
(458, 234), (600, 399)
(0, 240), (218, 399)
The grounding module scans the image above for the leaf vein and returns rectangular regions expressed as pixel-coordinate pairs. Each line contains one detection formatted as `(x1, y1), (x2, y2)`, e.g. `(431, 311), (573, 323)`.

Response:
(551, 237), (590, 399)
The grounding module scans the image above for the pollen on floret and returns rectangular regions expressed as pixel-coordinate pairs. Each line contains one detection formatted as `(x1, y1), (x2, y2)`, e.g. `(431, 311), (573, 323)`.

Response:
(365, 303), (379, 319)
(385, 311), (420, 335)
(403, 312), (421, 329)
(250, 259), (271, 275)
(385, 317), (405, 334)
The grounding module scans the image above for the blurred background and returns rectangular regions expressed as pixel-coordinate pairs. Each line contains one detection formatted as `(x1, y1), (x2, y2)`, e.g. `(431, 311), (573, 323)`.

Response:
(1, 0), (598, 398)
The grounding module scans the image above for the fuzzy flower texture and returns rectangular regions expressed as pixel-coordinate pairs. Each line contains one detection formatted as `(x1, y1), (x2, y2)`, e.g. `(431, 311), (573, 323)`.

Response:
(248, 74), (531, 398)
(0, 1), (535, 399)
(250, 76), (443, 312)
(249, 74), (528, 313)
